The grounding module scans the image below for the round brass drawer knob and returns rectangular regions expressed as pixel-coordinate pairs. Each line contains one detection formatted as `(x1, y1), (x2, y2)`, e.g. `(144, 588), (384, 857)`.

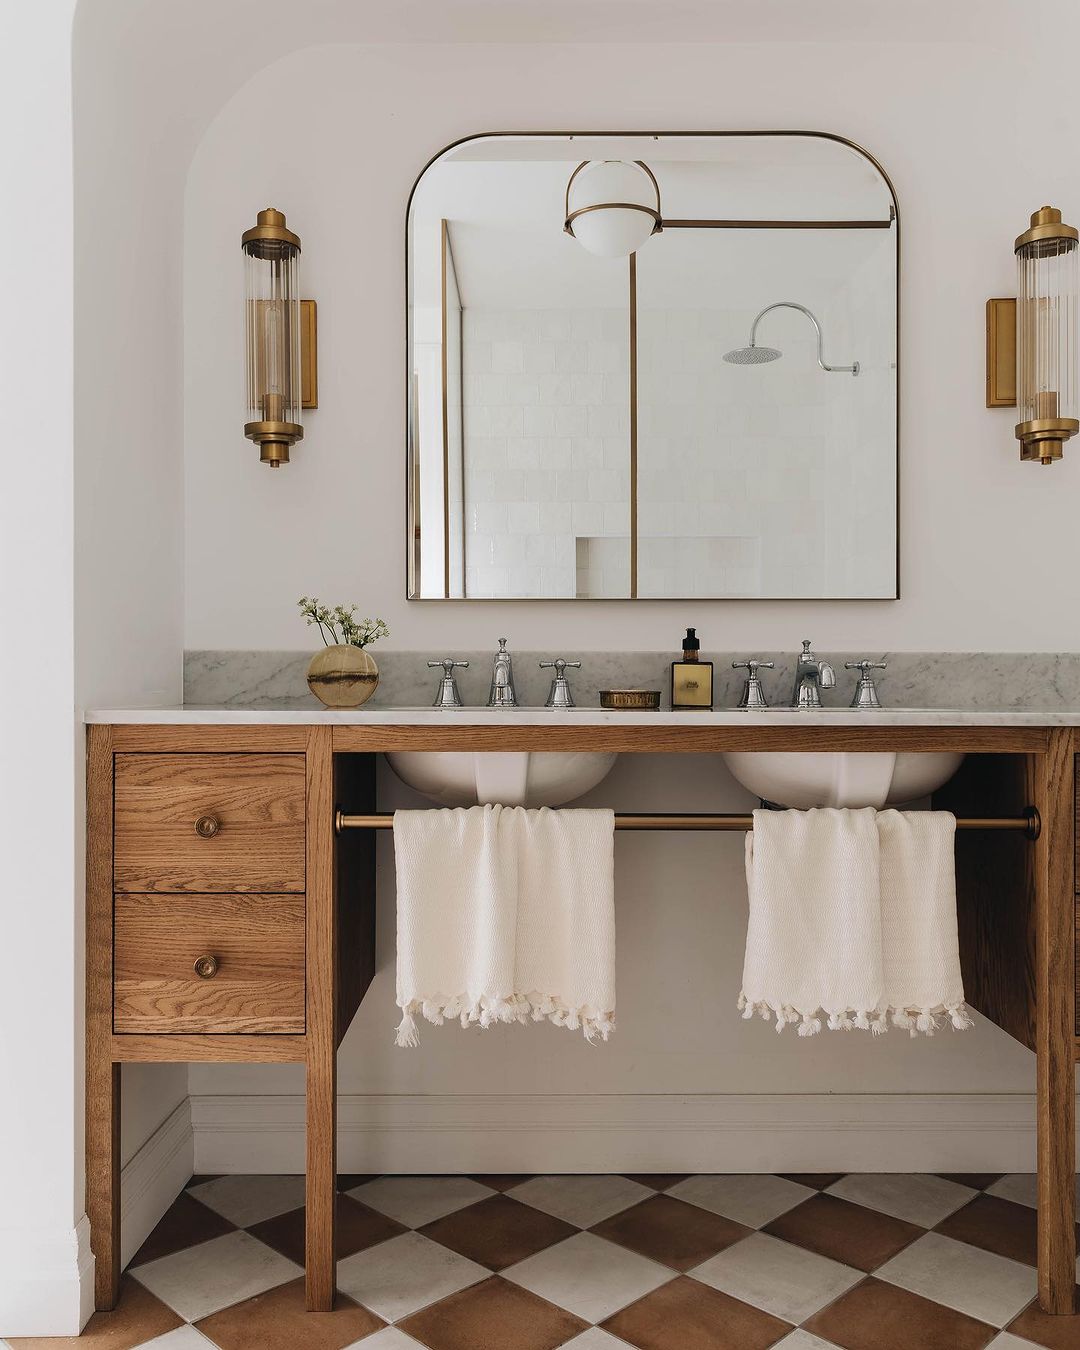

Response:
(193, 954), (219, 979)
(194, 815), (221, 839)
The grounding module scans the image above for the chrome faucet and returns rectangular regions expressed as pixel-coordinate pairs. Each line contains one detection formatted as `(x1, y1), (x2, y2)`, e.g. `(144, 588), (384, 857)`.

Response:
(487, 638), (518, 707)
(846, 659), (888, 709)
(791, 639), (835, 709)
(428, 658), (469, 708)
(540, 658), (581, 709)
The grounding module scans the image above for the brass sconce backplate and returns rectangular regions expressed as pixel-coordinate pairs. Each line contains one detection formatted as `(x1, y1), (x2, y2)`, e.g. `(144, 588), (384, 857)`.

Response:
(300, 300), (318, 409)
(985, 297), (1016, 407)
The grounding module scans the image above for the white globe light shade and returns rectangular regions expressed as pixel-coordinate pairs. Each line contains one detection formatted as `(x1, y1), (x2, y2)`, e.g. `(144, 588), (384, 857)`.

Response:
(566, 160), (659, 259)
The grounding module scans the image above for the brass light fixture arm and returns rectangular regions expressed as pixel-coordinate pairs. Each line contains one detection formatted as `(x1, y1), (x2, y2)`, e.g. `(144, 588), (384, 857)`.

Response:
(749, 301), (859, 375)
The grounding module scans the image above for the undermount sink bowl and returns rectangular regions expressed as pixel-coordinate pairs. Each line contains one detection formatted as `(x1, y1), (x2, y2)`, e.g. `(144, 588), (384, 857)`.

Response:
(722, 751), (965, 810)
(386, 751), (618, 807)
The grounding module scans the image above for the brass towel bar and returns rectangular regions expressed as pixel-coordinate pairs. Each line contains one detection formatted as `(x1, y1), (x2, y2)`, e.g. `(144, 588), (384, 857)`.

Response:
(335, 807), (1041, 840)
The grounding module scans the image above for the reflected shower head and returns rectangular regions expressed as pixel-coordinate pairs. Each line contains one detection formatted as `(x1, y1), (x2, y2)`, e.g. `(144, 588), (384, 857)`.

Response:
(723, 344), (782, 366)
(725, 301), (859, 375)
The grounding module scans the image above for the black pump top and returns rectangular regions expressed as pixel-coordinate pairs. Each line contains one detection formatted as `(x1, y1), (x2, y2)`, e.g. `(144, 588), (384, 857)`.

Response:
(683, 627), (700, 653)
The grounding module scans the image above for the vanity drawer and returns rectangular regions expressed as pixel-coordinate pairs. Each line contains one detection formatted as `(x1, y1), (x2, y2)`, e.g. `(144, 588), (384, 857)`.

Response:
(114, 753), (306, 893)
(113, 893), (306, 1034)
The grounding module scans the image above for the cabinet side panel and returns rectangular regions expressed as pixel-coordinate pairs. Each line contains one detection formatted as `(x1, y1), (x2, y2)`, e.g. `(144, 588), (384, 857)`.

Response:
(335, 752), (377, 1046)
(935, 752), (1036, 1049)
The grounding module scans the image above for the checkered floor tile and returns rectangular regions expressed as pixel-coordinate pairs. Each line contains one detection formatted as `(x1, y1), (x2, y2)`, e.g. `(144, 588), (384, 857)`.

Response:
(8, 1172), (1080, 1348)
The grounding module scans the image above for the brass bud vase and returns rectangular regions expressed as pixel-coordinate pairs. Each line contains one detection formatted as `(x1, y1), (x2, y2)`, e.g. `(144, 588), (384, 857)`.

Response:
(306, 644), (379, 709)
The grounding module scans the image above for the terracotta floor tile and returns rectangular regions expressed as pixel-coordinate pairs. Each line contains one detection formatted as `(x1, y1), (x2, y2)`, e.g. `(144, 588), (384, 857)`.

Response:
(779, 1175), (847, 1191)
(470, 1175), (535, 1192)
(1006, 1289), (1080, 1348)
(802, 1276), (996, 1350)
(938, 1174), (1005, 1192)
(6, 1276), (182, 1349)
(764, 1192), (923, 1273)
(131, 1192), (237, 1267)
(399, 1275), (587, 1350)
(601, 1274), (791, 1350)
(193, 1275), (383, 1349)
(590, 1194), (751, 1272)
(935, 1193), (1080, 1269)
(622, 1176), (691, 1192)
(420, 1193), (577, 1271)
(248, 1193), (405, 1265)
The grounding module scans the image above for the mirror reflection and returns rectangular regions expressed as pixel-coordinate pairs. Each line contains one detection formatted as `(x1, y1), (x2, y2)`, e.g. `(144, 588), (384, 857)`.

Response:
(407, 134), (898, 600)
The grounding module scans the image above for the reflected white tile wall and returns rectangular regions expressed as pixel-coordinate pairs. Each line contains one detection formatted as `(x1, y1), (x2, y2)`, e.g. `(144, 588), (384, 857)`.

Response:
(464, 307), (629, 599)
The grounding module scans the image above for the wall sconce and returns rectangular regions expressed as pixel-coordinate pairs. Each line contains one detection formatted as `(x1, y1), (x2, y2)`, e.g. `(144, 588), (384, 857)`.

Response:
(986, 205), (1078, 465)
(242, 207), (318, 467)
(564, 160), (663, 259)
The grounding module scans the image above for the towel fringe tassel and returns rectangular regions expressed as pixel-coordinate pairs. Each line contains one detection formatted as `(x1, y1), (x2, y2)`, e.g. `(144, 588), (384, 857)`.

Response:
(395, 993), (614, 1047)
(394, 1011), (420, 1049)
(737, 994), (973, 1039)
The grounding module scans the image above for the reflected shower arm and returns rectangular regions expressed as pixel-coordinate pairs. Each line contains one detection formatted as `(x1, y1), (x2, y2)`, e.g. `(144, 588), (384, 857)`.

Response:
(749, 301), (860, 376)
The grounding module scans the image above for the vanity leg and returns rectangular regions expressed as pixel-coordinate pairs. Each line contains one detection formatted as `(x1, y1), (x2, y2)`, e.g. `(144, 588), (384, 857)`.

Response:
(86, 724), (120, 1309)
(86, 1060), (120, 1309)
(1035, 731), (1076, 1314)
(305, 726), (337, 1311)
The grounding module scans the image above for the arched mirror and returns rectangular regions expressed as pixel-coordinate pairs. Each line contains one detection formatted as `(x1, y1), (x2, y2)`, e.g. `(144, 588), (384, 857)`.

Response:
(407, 132), (898, 600)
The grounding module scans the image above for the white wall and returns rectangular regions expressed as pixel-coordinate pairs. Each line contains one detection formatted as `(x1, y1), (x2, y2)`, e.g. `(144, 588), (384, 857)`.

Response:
(0, 1), (87, 1335)
(185, 31), (1080, 652)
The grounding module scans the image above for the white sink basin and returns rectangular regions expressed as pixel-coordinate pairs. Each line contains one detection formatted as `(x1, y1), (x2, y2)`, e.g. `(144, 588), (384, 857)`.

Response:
(722, 751), (964, 809)
(385, 751), (618, 807)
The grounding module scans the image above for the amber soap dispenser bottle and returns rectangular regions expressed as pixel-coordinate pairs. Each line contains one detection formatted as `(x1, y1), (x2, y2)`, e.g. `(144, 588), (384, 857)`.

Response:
(671, 627), (714, 710)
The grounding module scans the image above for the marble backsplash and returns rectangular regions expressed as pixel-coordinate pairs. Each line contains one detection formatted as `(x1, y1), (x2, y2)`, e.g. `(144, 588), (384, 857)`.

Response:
(184, 649), (1080, 712)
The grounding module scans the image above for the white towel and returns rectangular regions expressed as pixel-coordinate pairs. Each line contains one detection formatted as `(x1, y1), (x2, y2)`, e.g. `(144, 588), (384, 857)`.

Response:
(738, 807), (972, 1037)
(393, 804), (616, 1047)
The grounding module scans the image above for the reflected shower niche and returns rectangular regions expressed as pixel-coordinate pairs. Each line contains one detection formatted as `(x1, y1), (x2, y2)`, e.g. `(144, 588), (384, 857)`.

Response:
(407, 132), (898, 601)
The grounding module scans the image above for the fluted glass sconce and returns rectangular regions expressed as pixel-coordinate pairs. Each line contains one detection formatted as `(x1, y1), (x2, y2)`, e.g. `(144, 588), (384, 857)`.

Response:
(564, 160), (663, 259)
(1015, 206), (1078, 464)
(242, 207), (303, 467)
(987, 206), (1078, 464)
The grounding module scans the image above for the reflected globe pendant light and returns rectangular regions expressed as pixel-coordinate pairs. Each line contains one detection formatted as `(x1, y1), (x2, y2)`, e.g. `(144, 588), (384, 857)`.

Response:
(564, 160), (663, 259)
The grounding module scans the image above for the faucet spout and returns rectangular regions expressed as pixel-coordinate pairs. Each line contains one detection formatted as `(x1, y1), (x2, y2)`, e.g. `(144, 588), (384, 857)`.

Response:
(487, 638), (518, 708)
(791, 639), (834, 709)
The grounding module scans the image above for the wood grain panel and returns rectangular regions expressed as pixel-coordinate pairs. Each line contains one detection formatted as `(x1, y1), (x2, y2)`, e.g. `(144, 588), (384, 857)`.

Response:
(114, 893), (305, 1033)
(938, 753), (1036, 1049)
(110, 725), (309, 752)
(1035, 731), (1077, 1313)
(331, 723), (1048, 755)
(114, 753), (305, 892)
(86, 725), (120, 1310)
(305, 726), (337, 1310)
(110, 1033), (307, 1063)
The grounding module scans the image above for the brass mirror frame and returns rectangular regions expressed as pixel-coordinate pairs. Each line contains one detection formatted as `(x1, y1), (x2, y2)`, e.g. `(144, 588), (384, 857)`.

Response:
(405, 131), (901, 602)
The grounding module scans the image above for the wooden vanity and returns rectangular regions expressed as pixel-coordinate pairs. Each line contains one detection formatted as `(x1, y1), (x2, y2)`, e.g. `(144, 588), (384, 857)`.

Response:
(85, 712), (1078, 1317)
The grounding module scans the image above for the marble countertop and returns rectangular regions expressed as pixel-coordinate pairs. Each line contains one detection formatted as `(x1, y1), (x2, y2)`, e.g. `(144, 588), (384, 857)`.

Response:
(83, 705), (1080, 727)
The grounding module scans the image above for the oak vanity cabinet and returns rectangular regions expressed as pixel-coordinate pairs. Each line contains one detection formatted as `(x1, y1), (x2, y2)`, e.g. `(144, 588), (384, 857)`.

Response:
(87, 717), (1079, 1320)
(86, 726), (376, 1314)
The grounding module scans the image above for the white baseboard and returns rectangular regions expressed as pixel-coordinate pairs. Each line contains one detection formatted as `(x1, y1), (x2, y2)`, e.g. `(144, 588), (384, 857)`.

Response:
(0, 1214), (95, 1337)
(192, 1092), (1047, 1176)
(119, 1096), (194, 1268)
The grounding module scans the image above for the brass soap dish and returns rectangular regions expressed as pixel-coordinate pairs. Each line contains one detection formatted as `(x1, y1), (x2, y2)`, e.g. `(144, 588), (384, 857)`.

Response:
(599, 689), (662, 711)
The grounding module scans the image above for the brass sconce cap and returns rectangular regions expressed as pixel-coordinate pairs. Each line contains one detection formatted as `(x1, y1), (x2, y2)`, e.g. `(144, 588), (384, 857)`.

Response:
(1015, 205), (1078, 254)
(244, 419), (304, 467)
(242, 206), (301, 258)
